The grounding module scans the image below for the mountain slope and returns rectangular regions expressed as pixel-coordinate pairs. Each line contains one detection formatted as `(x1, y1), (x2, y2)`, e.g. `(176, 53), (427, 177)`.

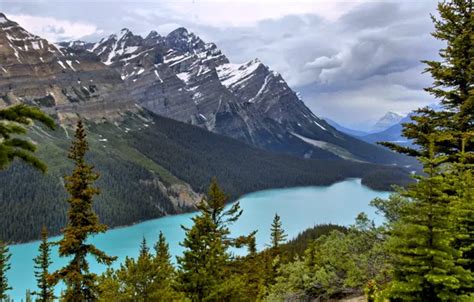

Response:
(60, 26), (415, 166)
(0, 109), (412, 243)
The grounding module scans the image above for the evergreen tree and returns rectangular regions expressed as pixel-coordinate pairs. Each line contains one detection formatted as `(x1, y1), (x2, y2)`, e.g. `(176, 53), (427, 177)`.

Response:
(376, 1), (474, 300)
(385, 139), (472, 301)
(177, 179), (248, 301)
(177, 209), (229, 300)
(270, 214), (287, 250)
(0, 241), (11, 301)
(52, 120), (116, 301)
(98, 234), (182, 302)
(154, 231), (174, 279)
(446, 137), (474, 294)
(33, 226), (55, 302)
(0, 104), (55, 172)
(198, 177), (244, 248)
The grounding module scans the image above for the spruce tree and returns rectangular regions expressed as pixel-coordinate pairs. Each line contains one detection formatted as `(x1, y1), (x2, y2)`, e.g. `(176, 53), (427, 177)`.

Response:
(0, 241), (11, 301)
(385, 139), (472, 301)
(0, 104), (55, 172)
(33, 226), (55, 302)
(376, 1), (474, 299)
(52, 119), (116, 301)
(270, 214), (287, 250)
(198, 177), (244, 248)
(177, 179), (247, 301)
(177, 209), (228, 300)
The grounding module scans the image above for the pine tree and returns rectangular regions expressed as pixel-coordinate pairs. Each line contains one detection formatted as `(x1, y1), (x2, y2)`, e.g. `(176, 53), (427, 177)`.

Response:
(376, 1), (474, 299)
(177, 209), (228, 301)
(198, 177), (244, 248)
(270, 214), (287, 250)
(52, 120), (116, 301)
(98, 234), (182, 301)
(177, 179), (247, 301)
(154, 231), (174, 278)
(33, 226), (55, 302)
(0, 241), (11, 302)
(446, 136), (474, 295)
(385, 139), (472, 301)
(0, 104), (55, 172)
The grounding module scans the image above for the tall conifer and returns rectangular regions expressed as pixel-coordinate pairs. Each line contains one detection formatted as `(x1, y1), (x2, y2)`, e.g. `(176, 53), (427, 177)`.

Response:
(33, 226), (55, 302)
(270, 214), (287, 250)
(52, 120), (116, 301)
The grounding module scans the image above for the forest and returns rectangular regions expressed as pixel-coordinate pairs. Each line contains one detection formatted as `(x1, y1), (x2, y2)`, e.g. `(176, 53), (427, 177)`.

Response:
(0, 108), (410, 243)
(0, 0), (472, 301)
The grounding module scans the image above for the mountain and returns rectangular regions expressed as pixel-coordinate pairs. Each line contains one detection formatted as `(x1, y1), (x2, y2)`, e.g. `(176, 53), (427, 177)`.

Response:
(361, 104), (442, 145)
(0, 13), (415, 242)
(371, 111), (403, 133)
(60, 27), (414, 166)
(323, 118), (369, 137)
(361, 115), (411, 145)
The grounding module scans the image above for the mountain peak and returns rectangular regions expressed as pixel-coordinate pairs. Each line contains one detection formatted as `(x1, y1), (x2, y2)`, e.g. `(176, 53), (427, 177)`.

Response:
(0, 12), (17, 26)
(372, 111), (404, 132)
(167, 27), (189, 37)
(146, 30), (160, 39)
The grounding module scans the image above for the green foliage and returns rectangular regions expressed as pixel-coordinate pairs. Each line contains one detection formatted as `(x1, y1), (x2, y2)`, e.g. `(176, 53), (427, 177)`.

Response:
(0, 111), (408, 243)
(32, 227), (55, 302)
(265, 216), (388, 301)
(269, 214), (287, 251)
(52, 120), (116, 301)
(0, 104), (55, 172)
(377, 1), (474, 300)
(281, 224), (347, 261)
(0, 241), (11, 301)
(177, 180), (250, 301)
(98, 235), (182, 302)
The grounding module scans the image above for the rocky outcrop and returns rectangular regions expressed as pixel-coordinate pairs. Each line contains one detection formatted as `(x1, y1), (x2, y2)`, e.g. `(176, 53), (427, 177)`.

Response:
(0, 13), (135, 119)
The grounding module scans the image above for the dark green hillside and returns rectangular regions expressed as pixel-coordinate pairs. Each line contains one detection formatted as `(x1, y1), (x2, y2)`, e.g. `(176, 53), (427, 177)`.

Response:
(0, 109), (411, 243)
(123, 111), (412, 197)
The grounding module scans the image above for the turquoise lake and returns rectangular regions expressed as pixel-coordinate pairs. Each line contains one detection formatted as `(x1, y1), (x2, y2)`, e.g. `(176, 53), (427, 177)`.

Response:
(7, 178), (389, 301)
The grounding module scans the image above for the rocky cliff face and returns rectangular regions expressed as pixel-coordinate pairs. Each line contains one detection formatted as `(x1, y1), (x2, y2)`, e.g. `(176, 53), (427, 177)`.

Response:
(0, 13), (136, 122)
(59, 27), (398, 163)
(1, 13), (412, 165)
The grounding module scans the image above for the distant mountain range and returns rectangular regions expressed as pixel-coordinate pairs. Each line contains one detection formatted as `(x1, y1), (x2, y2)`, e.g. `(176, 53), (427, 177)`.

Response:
(0, 13), (416, 242)
(326, 105), (441, 147)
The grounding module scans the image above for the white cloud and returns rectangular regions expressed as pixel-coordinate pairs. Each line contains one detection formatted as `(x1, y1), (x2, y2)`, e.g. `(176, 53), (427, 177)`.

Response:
(8, 14), (102, 41)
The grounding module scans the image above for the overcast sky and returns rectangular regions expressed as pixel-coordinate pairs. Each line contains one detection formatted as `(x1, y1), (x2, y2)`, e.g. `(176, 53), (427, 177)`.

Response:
(1, 0), (441, 129)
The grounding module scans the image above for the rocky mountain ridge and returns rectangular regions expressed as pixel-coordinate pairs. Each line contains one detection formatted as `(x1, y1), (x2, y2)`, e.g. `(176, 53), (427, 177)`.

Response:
(60, 26), (413, 165)
(1, 13), (413, 165)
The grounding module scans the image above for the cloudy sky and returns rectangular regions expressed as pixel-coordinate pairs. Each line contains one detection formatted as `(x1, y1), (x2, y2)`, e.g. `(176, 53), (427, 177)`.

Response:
(1, 0), (441, 129)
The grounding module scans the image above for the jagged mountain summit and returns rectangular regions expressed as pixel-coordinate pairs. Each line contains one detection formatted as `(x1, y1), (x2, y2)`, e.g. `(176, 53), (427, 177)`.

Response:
(58, 26), (412, 165)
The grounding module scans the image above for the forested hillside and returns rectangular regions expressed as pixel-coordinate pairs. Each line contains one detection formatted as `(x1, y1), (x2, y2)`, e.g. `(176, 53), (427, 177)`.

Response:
(0, 109), (411, 243)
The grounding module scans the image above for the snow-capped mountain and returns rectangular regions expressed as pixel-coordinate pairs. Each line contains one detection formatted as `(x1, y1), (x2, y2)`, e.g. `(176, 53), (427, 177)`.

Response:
(0, 13), (135, 119)
(60, 27), (412, 164)
(371, 111), (404, 133)
(1, 13), (413, 165)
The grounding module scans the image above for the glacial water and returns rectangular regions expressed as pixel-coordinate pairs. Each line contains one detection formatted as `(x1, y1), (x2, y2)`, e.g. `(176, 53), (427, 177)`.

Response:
(7, 178), (389, 301)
